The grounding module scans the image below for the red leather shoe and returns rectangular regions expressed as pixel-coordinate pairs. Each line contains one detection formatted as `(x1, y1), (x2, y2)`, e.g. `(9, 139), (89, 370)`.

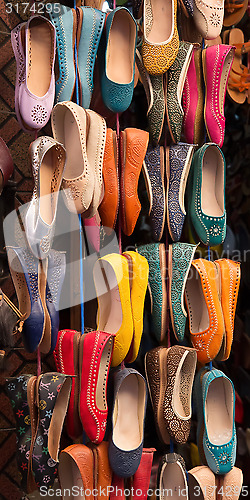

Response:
(79, 330), (115, 444)
(53, 329), (82, 440)
(110, 474), (125, 500)
(131, 448), (156, 499)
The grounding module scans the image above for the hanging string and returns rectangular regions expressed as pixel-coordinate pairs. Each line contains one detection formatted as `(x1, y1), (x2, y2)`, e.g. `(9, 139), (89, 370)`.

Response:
(116, 113), (122, 254)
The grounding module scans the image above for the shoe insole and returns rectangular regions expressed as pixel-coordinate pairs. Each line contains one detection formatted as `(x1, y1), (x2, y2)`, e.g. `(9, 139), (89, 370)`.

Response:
(174, 352), (194, 419)
(161, 462), (187, 499)
(27, 18), (53, 97)
(201, 147), (224, 217)
(63, 108), (85, 179)
(106, 10), (134, 84)
(96, 338), (113, 411)
(58, 453), (85, 500)
(39, 147), (62, 225)
(185, 267), (209, 333)
(113, 374), (140, 451)
(94, 260), (122, 334)
(146, 0), (173, 44)
(205, 378), (233, 445)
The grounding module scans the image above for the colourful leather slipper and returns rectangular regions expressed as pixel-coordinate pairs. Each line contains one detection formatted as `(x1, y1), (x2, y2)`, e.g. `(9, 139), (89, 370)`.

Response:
(120, 128), (149, 236)
(109, 367), (147, 478)
(53, 329), (82, 440)
(145, 346), (172, 445)
(166, 142), (195, 242)
(163, 345), (197, 444)
(168, 242), (198, 342)
(77, 7), (105, 109)
(187, 143), (226, 247)
(142, 145), (165, 241)
(218, 467), (243, 499)
(157, 454), (188, 500)
(132, 448), (156, 500)
(98, 7), (137, 113)
(98, 128), (119, 233)
(51, 102), (94, 215)
(137, 243), (167, 342)
(32, 373), (72, 489)
(123, 251), (149, 363)
(202, 44), (235, 147)
(58, 444), (94, 500)
(93, 253), (133, 367)
(214, 259), (241, 361)
(188, 466), (216, 500)
(185, 259), (224, 364)
(78, 330), (115, 444)
(194, 368), (236, 475)
(49, 5), (77, 103)
(224, 0), (248, 27)
(87, 441), (112, 500)
(182, 47), (204, 146)
(193, 0), (224, 39)
(165, 41), (194, 144)
(5, 375), (37, 494)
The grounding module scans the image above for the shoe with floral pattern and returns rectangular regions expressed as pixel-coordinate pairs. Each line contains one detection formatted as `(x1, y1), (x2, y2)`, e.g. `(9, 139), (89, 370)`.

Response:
(143, 145), (165, 241)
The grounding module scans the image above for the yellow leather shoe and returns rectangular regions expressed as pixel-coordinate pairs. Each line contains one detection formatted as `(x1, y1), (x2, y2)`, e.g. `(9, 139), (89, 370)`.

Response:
(141, 0), (179, 75)
(93, 253), (133, 367)
(123, 251), (149, 363)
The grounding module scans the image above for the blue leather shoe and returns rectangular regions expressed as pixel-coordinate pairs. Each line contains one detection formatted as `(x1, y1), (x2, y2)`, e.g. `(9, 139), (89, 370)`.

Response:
(46, 250), (66, 353)
(194, 367), (236, 475)
(7, 246), (47, 353)
(98, 7), (137, 113)
(77, 7), (105, 109)
(143, 145), (165, 242)
(49, 5), (76, 103)
(109, 367), (147, 478)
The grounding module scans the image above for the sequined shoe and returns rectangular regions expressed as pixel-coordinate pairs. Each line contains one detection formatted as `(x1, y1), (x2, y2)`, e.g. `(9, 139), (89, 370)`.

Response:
(166, 143), (195, 242)
(143, 145), (165, 242)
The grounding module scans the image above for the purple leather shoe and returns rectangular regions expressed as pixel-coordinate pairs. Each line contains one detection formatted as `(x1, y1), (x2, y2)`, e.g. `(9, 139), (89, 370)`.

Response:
(11, 16), (56, 132)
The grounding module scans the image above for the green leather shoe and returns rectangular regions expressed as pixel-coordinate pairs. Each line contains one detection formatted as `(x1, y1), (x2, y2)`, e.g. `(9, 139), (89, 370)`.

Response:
(187, 143), (226, 247)
(169, 242), (198, 342)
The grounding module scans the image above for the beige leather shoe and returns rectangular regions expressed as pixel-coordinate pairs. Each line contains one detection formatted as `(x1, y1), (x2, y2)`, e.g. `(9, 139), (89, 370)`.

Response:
(193, 0), (224, 40)
(188, 466), (216, 500)
(218, 467), (243, 500)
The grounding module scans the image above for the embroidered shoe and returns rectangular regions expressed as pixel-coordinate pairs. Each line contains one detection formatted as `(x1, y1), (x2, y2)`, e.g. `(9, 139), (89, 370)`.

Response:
(25, 136), (66, 260)
(137, 243), (167, 342)
(188, 143), (226, 247)
(166, 143), (195, 242)
(120, 128), (149, 236)
(78, 330), (115, 444)
(53, 330), (82, 440)
(157, 454), (188, 500)
(214, 259), (241, 361)
(182, 47), (204, 146)
(98, 7), (137, 113)
(49, 5), (77, 103)
(5, 375), (37, 494)
(98, 129), (119, 233)
(165, 41), (194, 144)
(141, 0), (179, 75)
(142, 145), (165, 242)
(168, 242), (198, 342)
(202, 45), (235, 147)
(193, 0), (224, 39)
(188, 466), (217, 500)
(109, 367), (147, 478)
(194, 368), (236, 475)
(77, 7), (105, 109)
(185, 259), (225, 364)
(58, 444), (94, 497)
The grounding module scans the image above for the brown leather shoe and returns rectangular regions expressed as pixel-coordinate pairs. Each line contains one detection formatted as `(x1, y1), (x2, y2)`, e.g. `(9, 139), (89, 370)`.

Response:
(120, 128), (149, 236)
(58, 444), (94, 500)
(98, 128), (119, 233)
(144, 346), (170, 445)
(87, 441), (112, 500)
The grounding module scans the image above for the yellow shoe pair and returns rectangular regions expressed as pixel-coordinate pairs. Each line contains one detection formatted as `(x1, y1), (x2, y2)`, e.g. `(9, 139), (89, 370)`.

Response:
(93, 251), (149, 367)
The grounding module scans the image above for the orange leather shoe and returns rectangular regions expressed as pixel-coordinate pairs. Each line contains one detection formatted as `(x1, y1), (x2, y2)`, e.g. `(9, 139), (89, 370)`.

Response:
(120, 128), (149, 236)
(185, 259), (224, 364)
(87, 442), (112, 500)
(98, 129), (119, 234)
(58, 444), (94, 500)
(215, 259), (241, 361)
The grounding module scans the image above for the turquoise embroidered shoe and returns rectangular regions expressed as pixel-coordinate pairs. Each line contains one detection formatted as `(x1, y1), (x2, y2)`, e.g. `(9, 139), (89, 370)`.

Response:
(168, 242), (198, 342)
(49, 5), (76, 103)
(98, 7), (137, 114)
(77, 7), (105, 109)
(166, 143), (195, 242)
(137, 243), (167, 343)
(194, 367), (236, 475)
(188, 143), (226, 247)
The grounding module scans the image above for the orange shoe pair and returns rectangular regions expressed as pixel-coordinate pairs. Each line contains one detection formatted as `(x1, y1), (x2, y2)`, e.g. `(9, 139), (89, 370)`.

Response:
(99, 128), (149, 236)
(185, 258), (240, 364)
